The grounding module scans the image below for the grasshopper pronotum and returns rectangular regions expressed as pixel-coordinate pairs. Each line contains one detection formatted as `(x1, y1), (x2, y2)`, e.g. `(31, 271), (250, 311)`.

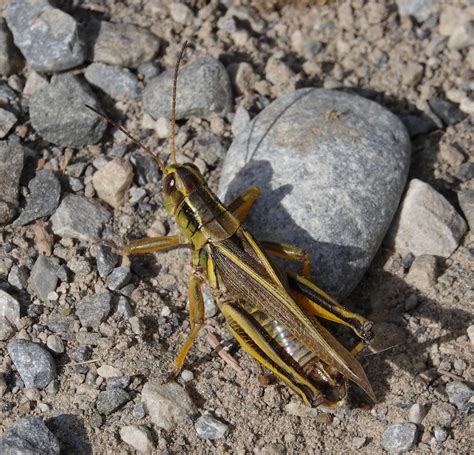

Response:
(88, 42), (375, 407)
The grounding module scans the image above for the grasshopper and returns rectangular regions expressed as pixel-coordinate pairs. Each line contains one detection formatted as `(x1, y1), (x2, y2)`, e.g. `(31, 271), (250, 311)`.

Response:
(87, 42), (375, 407)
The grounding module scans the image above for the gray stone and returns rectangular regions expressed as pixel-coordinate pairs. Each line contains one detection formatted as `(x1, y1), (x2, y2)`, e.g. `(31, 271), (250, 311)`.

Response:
(76, 293), (112, 328)
(29, 255), (60, 302)
(428, 96), (465, 126)
(96, 242), (119, 278)
(7, 265), (29, 290)
(86, 20), (160, 68)
(5, 0), (85, 72)
(0, 19), (23, 76)
(0, 289), (20, 341)
(7, 339), (56, 389)
(143, 56), (233, 120)
(46, 334), (64, 354)
(405, 255), (437, 293)
(29, 73), (106, 148)
(219, 88), (410, 298)
(458, 190), (474, 230)
(120, 425), (154, 453)
(75, 332), (100, 346)
(51, 194), (111, 242)
(85, 63), (139, 99)
(141, 381), (197, 431)
(71, 346), (91, 362)
(408, 403), (426, 424)
(195, 133), (226, 167)
(132, 402), (146, 419)
(0, 140), (24, 225)
(231, 106), (251, 136)
(169, 2), (194, 26)
(106, 267), (131, 291)
(457, 162), (474, 183)
(395, 0), (433, 23)
(0, 107), (17, 138)
(0, 416), (60, 455)
(445, 381), (473, 409)
(15, 171), (61, 226)
(130, 152), (161, 185)
(115, 296), (134, 320)
(382, 423), (418, 453)
(386, 179), (467, 258)
(195, 415), (230, 440)
(96, 388), (131, 415)
(434, 426), (448, 443)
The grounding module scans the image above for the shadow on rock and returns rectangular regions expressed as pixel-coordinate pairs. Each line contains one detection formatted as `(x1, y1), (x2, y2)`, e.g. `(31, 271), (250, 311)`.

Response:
(47, 413), (92, 455)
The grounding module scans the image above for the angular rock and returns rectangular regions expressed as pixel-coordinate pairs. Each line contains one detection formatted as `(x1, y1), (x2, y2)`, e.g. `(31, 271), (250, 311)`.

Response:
(428, 96), (465, 126)
(29, 73), (106, 148)
(0, 19), (23, 76)
(458, 189), (474, 230)
(408, 403), (426, 425)
(106, 267), (131, 291)
(195, 415), (229, 440)
(446, 381), (473, 409)
(23, 71), (49, 97)
(0, 416), (60, 455)
(386, 179), (467, 258)
(7, 339), (57, 389)
(141, 381), (197, 431)
(29, 255), (60, 302)
(143, 56), (233, 120)
(169, 2), (194, 25)
(0, 107), (17, 138)
(395, 0), (433, 23)
(6, 0), (85, 72)
(8, 265), (29, 290)
(219, 88), (410, 298)
(96, 388), (131, 415)
(0, 139), (24, 225)
(46, 334), (64, 354)
(86, 20), (160, 68)
(51, 194), (111, 242)
(439, 5), (474, 50)
(92, 158), (134, 209)
(0, 289), (20, 341)
(85, 63), (139, 99)
(76, 293), (112, 328)
(120, 425), (154, 453)
(15, 170), (61, 226)
(95, 242), (119, 278)
(457, 162), (474, 183)
(130, 152), (161, 186)
(115, 296), (134, 320)
(405, 255), (437, 293)
(382, 422), (418, 453)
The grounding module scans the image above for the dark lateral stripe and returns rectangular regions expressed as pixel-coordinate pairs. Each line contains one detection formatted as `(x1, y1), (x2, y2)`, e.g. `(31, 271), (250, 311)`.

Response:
(287, 273), (364, 332)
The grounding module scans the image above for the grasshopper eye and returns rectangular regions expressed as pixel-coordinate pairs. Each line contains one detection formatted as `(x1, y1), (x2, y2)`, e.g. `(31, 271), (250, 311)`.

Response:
(163, 174), (176, 194)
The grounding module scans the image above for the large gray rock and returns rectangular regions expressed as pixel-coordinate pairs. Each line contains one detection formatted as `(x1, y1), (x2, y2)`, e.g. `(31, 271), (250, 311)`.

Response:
(219, 88), (410, 298)
(0, 416), (60, 455)
(143, 55), (233, 120)
(5, 0), (85, 72)
(0, 139), (24, 225)
(29, 74), (106, 148)
(7, 339), (57, 389)
(51, 194), (111, 242)
(86, 20), (160, 68)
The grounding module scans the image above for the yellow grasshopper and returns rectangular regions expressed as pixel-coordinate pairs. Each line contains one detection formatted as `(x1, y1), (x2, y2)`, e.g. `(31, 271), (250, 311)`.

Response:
(87, 42), (375, 407)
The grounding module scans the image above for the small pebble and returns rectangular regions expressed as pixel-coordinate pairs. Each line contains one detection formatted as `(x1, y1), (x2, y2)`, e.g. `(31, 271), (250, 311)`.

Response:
(0, 289), (20, 341)
(405, 255), (438, 293)
(408, 403), (426, 424)
(382, 422), (418, 453)
(7, 339), (57, 389)
(181, 370), (194, 382)
(169, 2), (194, 26)
(28, 255), (60, 303)
(85, 63), (139, 99)
(0, 140), (24, 225)
(467, 325), (474, 346)
(428, 96), (465, 126)
(115, 296), (134, 320)
(445, 381), (473, 409)
(76, 293), (112, 329)
(0, 107), (17, 138)
(132, 402), (146, 419)
(71, 346), (91, 362)
(434, 426), (448, 443)
(97, 365), (123, 379)
(195, 414), (230, 440)
(7, 265), (28, 290)
(458, 190), (474, 230)
(119, 425), (154, 453)
(106, 267), (131, 291)
(92, 158), (134, 209)
(141, 381), (196, 431)
(46, 334), (64, 354)
(96, 388), (131, 415)
(129, 316), (145, 335)
(155, 116), (171, 138)
(95, 242), (119, 278)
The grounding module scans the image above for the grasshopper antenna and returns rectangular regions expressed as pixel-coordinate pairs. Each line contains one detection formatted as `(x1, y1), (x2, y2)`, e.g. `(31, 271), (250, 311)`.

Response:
(170, 40), (188, 164)
(85, 104), (164, 171)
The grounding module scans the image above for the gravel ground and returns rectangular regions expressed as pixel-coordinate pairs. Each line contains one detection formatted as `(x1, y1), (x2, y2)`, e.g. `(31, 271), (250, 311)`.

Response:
(0, 1), (473, 454)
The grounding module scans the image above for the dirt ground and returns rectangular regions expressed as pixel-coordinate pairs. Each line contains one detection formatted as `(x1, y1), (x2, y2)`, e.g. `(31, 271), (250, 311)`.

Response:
(0, 0), (473, 454)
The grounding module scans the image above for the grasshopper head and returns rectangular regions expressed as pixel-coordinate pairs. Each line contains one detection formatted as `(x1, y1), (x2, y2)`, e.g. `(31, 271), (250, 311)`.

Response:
(162, 162), (206, 216)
